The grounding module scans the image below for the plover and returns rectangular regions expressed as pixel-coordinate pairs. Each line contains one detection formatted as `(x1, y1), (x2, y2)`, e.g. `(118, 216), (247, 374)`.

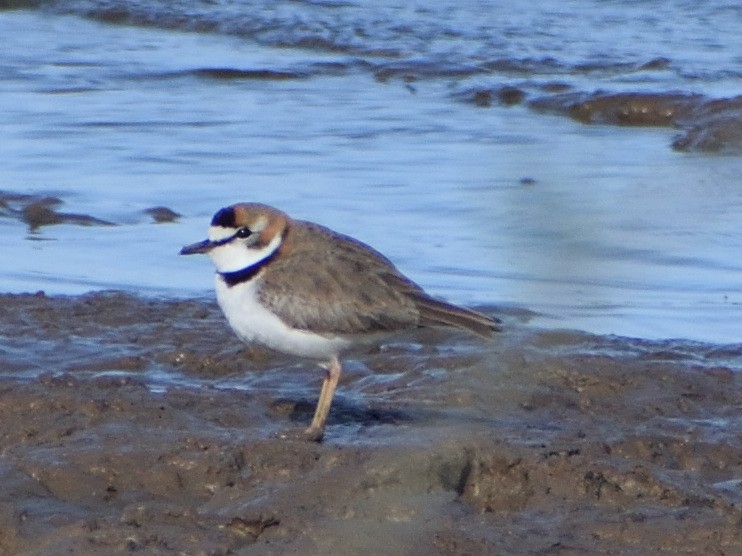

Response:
(181, 203), (500, 440)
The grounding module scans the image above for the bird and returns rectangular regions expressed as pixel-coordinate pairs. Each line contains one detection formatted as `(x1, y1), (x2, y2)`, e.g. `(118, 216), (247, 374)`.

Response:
(180, 203), (501, 441)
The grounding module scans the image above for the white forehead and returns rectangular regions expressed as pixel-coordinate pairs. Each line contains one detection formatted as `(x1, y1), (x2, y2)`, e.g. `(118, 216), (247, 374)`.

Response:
(208, 226), (235, 242)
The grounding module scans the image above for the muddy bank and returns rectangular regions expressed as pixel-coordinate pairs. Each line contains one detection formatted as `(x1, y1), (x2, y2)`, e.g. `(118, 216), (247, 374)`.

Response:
(528, 92), (742, 155)
(457, 87), (742, 155)
(0, 292), (740, 554)
(539, 92), (742, 154)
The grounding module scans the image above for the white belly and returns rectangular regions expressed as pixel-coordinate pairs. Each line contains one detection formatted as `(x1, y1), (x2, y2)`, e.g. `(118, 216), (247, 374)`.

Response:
(214, 275), (351, 360)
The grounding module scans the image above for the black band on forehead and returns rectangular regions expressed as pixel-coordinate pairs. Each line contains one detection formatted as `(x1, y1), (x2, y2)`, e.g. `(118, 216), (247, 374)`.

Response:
(211, 207), (236, 228)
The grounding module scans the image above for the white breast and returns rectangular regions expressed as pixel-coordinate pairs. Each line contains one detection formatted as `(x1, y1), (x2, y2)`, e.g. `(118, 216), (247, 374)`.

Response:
(214, 275), (351, 360)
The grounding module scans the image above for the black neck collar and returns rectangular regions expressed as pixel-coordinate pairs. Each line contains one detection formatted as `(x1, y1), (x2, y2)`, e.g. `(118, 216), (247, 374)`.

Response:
(218, 248), (280, 287)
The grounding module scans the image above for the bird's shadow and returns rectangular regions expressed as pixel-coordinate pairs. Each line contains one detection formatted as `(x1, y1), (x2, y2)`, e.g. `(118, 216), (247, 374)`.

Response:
(272, 396), (414, 428)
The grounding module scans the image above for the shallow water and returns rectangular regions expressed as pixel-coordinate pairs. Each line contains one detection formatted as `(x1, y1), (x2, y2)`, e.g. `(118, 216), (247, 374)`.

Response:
(1, 2), (741, 343)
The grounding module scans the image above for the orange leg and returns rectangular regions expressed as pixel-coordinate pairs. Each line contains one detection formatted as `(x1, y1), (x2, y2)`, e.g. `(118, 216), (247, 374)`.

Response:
(306, 356), (341, 440)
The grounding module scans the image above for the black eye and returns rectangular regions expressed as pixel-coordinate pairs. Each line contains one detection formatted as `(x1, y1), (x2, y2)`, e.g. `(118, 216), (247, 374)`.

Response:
(235, 227), (252, 238)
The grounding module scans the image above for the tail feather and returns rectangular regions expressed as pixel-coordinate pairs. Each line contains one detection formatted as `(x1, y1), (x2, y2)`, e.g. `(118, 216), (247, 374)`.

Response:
(413, 294), (502, 338)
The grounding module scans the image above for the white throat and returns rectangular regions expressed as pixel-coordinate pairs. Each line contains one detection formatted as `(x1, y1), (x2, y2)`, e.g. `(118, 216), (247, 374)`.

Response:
(207, 228), (282, 274)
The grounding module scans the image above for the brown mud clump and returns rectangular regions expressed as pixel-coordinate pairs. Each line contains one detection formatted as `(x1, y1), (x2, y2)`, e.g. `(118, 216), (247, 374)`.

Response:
(672, 96), (742, 154)
(144, 206), (182, 223)
(190, 67), (307, 80)
(529, 91), (742, 154)
(22, 201), (115, 231)
(463, 86), (526, 108)
(528, 91), (701, 126)
(0, 191), (115, 231)
(0, 292), (740, 554)
(459, 87), (742, 154)
(1, 192), (184, 230)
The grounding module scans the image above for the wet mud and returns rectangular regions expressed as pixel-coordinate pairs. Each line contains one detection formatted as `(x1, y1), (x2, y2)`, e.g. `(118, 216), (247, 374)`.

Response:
(0, 292), (740, 554)
(530, 92), (742, 154)
(0, 193), (111, 232)
(0, 191), (180, 231)
(459, 87), (742, 155)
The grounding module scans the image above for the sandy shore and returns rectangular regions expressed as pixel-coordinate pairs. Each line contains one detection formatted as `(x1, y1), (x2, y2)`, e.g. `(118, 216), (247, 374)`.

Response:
(0, 292), (740, 554)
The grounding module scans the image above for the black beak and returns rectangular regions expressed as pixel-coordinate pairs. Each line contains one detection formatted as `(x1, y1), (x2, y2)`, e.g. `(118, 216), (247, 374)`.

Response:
(180, 239), (215, 255)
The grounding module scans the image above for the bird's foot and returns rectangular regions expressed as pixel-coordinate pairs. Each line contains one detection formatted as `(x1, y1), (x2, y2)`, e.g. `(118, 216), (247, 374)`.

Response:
(274, 425), (324, 443)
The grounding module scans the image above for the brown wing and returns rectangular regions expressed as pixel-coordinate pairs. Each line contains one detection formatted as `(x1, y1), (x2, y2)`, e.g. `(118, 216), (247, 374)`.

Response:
(259, 220), (502, 338)
(257, 222), (424, 335)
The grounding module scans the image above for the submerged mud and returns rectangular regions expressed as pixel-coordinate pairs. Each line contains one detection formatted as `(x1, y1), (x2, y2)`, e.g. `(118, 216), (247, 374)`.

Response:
(0, 292), (740, 554)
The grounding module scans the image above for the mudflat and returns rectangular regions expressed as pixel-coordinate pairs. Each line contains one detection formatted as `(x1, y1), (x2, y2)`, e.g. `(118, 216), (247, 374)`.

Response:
(0, 292), (740, 554)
